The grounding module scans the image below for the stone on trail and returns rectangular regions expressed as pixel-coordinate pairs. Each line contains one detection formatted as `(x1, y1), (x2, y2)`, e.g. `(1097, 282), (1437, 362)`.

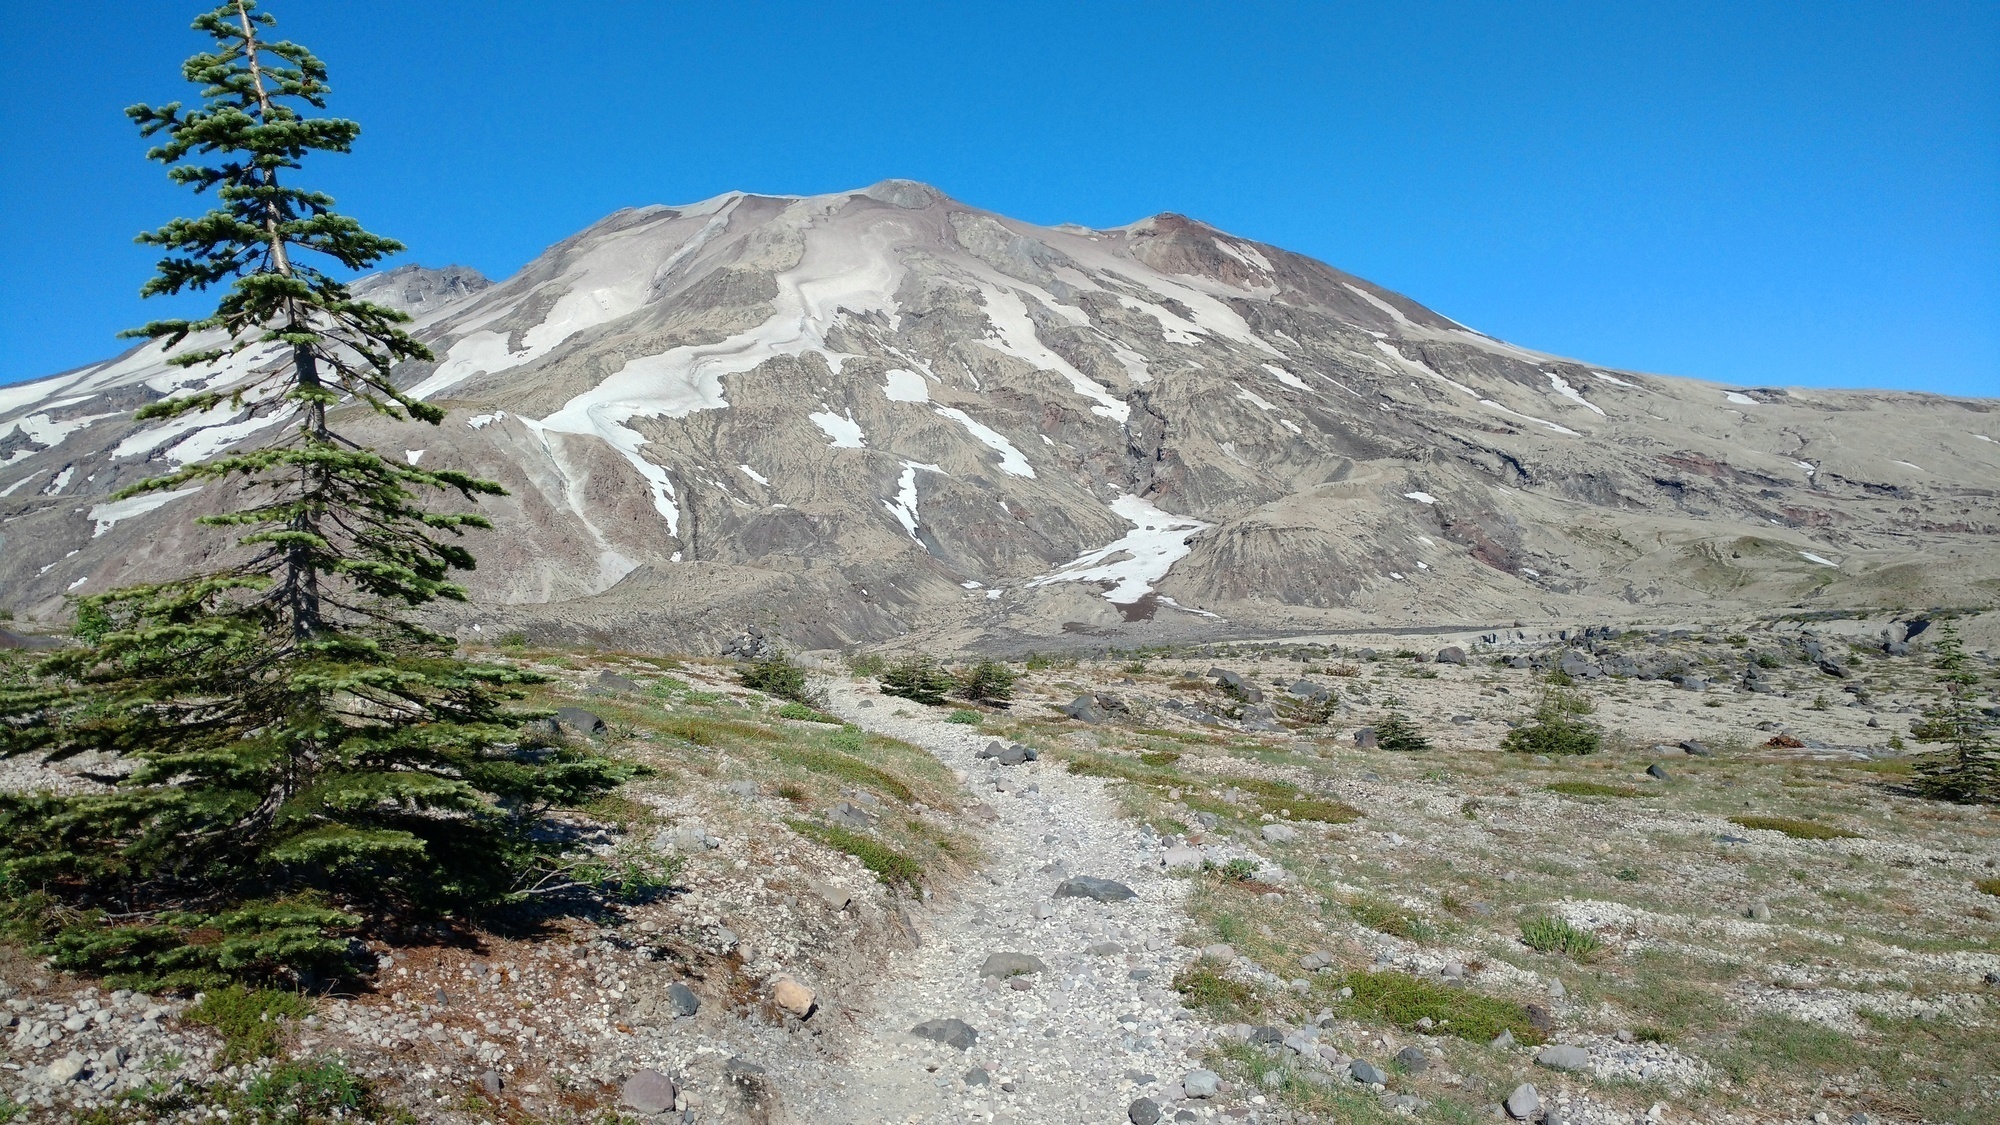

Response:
(978, 952), (1046, 979)
(1200, 943), (1235, 964)
(477, 1069), (504, 1096)
(911, 1018), (979, 1050)
(1535, 1044), (1590, 1071)
(770, 978), (816, 1017)
(1261, 823), (1298, 843)
(976, 740), (1038, 764)
(1181, 1069), (1221, 1098)
(964, 1067), (990, 1086)
(1162, 844), (1204, 870)
(1505, 1082), (1540, 1119)
(1053, 875), (1136, 902)
(1129, 1096), (1163, 1124)
(1350, 1058), (1388, 1085)
(665, 981), (700, 1018)
(620, 1069), (679, 1114)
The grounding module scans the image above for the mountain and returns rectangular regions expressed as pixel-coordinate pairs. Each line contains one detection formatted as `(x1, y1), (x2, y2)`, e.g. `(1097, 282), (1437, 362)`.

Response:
(2, 180), (1995, 652)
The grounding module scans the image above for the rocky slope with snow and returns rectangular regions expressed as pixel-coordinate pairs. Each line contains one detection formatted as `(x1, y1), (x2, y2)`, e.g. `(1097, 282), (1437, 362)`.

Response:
(2, 180), (1995, 650)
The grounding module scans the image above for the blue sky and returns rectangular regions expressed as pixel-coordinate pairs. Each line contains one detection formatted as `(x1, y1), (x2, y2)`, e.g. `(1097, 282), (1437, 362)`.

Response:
(1, 1), (1994, 395)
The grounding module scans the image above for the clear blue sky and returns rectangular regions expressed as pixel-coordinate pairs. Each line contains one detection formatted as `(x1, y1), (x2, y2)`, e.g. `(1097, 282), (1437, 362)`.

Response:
(2, 1), (1995, 395)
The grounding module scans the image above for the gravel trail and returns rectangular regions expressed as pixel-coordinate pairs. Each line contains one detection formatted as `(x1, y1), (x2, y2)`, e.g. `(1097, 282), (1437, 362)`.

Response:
(801, 681), (1219, 1124)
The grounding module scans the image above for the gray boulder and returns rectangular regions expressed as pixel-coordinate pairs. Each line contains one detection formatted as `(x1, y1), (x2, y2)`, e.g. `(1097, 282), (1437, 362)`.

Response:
(1128, 1096), (1162, 1124)
(1435, 646), (1467, 665)
(1054, 876), (1136, 903)
(1646, 763), (1672, 780)
(1350, 1058), (1388, 1085)
(553, 707), (607, 737)
(1505, 1082), (1539, 1119)
(665, 982), (700, 1017)
(1060, 695), (1109, 723)
(1354, 727), (1379, 749)
(1680, 739), (1713, 757)
(976, 740), (1037, 765)
(977, 952), (1046, 979)
(1182, 1069), (1221, 1098)
(1535, 1044), (1591, 1071)
(1289, 679), (1330, 699)
(1558, 650), (1602, 679)
(620, 1070), (679, 1114)
(911, 1018), (979, 1050)
(592, 671), (639, 694)
(1394, 1045), (1429, 1073)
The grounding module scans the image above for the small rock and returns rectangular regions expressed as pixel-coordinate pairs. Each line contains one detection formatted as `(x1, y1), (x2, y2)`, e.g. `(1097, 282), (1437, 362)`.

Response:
(1201, 943), (1235, 964)
(592, 671), (639, 694)
(1181, 1069), (1221, 1098)
(1350, 1059), (1388, 1085)
(1747, 901), (1771, 921)
(1535, 1044), (1590, 1072)
(44, 1055), (86, 1084)
(1054, 876), (1136, 902)
(1489, 1029), (1516, 1049)
(1162, 845), (1204, 870)
(1394, 1045), (1429, 1073)
(1646, 763), (1672, 780)
(1354, 727), (1379, 749)
(1061, 695), (1109, 723)
(1261, 823), (1298, 844)
(1547, 977), (1566, 999)
(552, 706), (607, 737)
(912, 1018), (979, 1050)
(1088, 942), (1124, 957)
(770, 979), (816, 1017)
(477, 1069), (504, 1097)
(828, 800), (878, 829)
(620, 1069), (678, 1115)
(979, 952), (1047, 979)
(1505, 1082), (1540, 1119)
(1616, 1028), (1635, 1043)
(665, 982), (700, 1018)
(1436, 646), (1467, 664)
(964, 1067), (990, 1086)
(1679, 739), (1713, 757)
(1128, 1096), (1163, 1125)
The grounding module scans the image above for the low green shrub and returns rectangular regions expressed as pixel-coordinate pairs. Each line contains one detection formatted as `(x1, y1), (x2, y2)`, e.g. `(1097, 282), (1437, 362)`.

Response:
(945, 709), (983, 725)
(1346, 895), (1435, 942)
(1547, 781), (1639, 798)
(738, 649), (814, 703)
(775, 701), (842, 724)
(1172, 963), (1259, 1021)
(1520, 915), (1602, 959)
(1502, 679), (1601, 756)
(1332, 969), (1545, 1044)
(879, 655), (955, 705)
(185, 985), (314, 1065)
(1728, 815), (1861, 840)
(784, 819), (922, 888)
(1373, 705), (1431, 753)
(953, 659), (1017, 705)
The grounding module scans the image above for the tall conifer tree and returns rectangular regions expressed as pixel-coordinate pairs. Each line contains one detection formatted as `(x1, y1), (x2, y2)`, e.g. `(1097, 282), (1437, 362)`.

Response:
(0, 0), (622, 989)
(1910, 624), (1998, 804)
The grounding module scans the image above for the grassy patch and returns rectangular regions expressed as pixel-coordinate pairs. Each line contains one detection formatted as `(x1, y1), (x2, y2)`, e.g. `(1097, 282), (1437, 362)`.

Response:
(945, 709), (983, 725)
(656, 713), (783, 747)
(1977, 878), (2000, 897)
(1331, 969), (1546, 1045)
(1172, 963), (1260, 1021)
(1222, 776), (1363, 824)
(1139, 750), (1182, 767)
(1520, 915), (1602, 959)
(1209, 1040), (1406, 1123)
(184, 985), (314, 1065)
(1548, 780), (1641, 798)
(771, 744), (915, 802)
(1345, 895), (1435, 942)
(784, 819), (923, 889)
(774, 701), (842, 724)
(1729, 815), (1861, 840)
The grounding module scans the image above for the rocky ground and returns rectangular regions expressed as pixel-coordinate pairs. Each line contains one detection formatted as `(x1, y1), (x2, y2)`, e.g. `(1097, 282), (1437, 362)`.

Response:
(1, 609), (1995, 1123)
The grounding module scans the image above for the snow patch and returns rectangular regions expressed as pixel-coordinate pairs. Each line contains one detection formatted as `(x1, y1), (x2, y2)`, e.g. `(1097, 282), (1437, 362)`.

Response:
(882, 461), (944, 543)
(881, 368), (930, 403)
(43, 467), (74, 495)
(1261, 364), (1311, 391)
(1212, 239), (1273, 273)
(738, 464), (769, 486)
(978, 285), (1129, 422)
(933, 407), (1034, 477)
(404, 450), (425, 465)
(466, 412), (505, 429)
(1893, 460), (1923, 472)
(88, 486), (203, 537)
(1545, 372), (1605, 416)
(1591, 370), (1639, 388)
(1028, 494), (1212, 607)
(1404, 492), (1438, 504)
(1724, 391), (1757, 406)
(1279, 418), (1301, 435)
(1800, 551), (1840, 568)
(810, 411), (866, 448)
(1234, 385), (1277, 412)
(0, 472), (43, 497)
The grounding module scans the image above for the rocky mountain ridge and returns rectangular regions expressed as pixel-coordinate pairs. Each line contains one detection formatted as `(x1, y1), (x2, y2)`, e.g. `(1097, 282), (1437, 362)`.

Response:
(1, 180), (1994, 651)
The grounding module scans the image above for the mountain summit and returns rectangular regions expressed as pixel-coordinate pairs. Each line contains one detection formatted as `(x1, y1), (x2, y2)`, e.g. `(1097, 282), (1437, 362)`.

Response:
(3, 181), (1995, 649)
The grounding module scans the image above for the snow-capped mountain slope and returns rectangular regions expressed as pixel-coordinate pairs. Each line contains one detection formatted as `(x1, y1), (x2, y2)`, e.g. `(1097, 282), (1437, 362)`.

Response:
(3, 181), (1996, 650)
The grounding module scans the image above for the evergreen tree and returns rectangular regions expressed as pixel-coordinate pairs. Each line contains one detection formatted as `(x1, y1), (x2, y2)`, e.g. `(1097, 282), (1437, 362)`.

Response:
(0, 0), (623, 990)
(1371, 698), (1431, 753)
(1909, 624), (1998, 804)
(1501, 676), (1602, 756)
